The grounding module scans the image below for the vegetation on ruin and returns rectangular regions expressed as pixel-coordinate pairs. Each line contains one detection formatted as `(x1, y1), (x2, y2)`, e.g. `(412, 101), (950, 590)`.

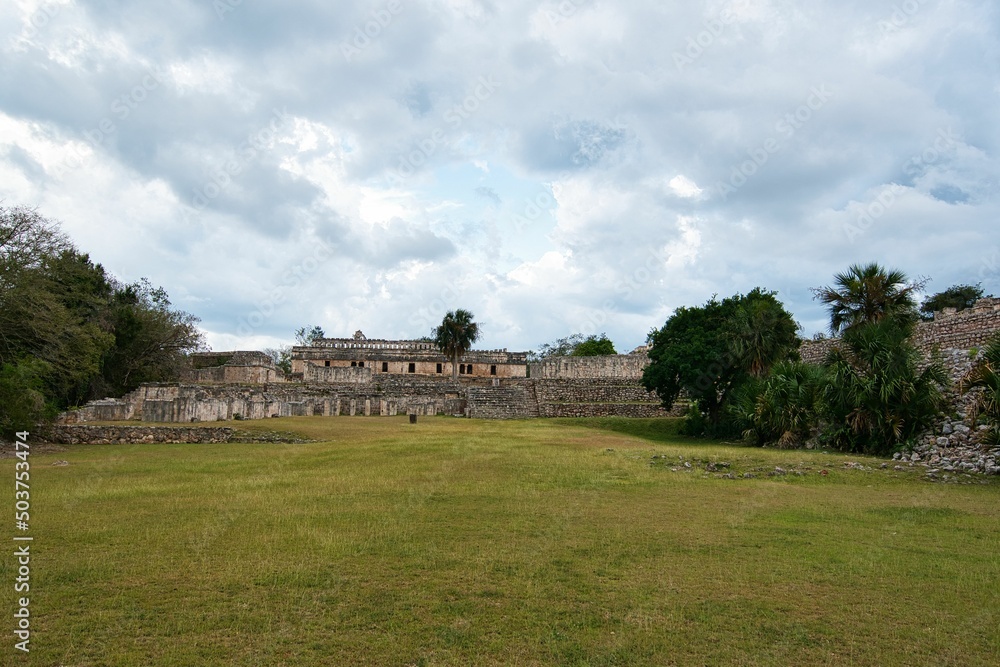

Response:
(10, 416), (999, 666)
(960, 332), (1000, 446)
(530, 333), (619, 360)
(0, 206), (203, 437)
(920, 283), (989, 320)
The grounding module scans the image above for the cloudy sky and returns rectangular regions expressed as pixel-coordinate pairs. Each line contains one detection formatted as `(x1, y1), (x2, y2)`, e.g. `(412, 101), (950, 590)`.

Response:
(2, 0), (998, 353)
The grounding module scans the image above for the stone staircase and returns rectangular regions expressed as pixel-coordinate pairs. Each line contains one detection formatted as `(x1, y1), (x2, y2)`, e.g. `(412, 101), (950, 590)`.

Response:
(466, 382), (540, 419)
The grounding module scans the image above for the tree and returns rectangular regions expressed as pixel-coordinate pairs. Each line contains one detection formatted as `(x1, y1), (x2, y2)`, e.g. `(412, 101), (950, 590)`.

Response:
(529, 333), (586, 361)
(920, 283), (987, 320)
(263, 346), (293, 374)
(728, 288), (801, 377)
(294, 325), (325, 346)
(99, 278), (205, 396)
(572, 334), (617, 356)
(642, 289), (799, 435)
(0, 206), (205, 435)
(811, 262), (923, 335)
(433, 309), (480, 380)
(959, 332), (1000, 447)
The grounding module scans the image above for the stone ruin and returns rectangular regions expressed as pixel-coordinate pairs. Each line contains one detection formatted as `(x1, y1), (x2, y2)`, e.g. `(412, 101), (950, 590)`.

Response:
(64, 333), (678, 424)
(61, 302), (1000, 475)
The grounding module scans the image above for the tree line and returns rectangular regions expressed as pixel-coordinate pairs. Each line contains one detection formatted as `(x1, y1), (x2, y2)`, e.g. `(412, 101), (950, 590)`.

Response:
(640, 262), (998, 455)
(0, 205), (204, 437)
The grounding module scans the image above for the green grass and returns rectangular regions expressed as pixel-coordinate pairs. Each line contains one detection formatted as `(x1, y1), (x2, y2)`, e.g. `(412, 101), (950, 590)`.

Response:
(4, 416), (999, 666)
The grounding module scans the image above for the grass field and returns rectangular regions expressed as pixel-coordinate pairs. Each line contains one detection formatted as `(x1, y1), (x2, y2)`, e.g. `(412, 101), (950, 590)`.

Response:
(4, 416), (999, 666)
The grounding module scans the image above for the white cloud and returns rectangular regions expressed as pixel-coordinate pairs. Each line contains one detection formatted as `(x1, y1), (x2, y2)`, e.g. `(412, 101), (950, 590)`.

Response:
(0, 0), (997, 353)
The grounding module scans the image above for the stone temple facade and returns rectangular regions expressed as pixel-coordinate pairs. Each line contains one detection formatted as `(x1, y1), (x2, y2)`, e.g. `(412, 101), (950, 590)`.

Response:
(65, 331), (675, 423)
(290, 330), (527, 380)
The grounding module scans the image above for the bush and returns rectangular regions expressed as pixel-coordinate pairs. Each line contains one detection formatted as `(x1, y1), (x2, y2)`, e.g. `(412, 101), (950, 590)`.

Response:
(820, 319), (946, 456)
(960, 333), (1000, 446)
(731, 361), (825, 447)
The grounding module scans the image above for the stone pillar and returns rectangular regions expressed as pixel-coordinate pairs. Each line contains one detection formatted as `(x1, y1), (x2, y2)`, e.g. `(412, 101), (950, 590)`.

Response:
(364, 399), (371, 416)
(334, 398), (341, 416)
(323, 399), (331, 417)
(350, 399), (356, 416)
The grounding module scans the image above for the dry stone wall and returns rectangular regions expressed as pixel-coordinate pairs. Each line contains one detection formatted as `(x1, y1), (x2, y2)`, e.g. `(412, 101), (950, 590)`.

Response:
(39, 425), (235, 444)
(800, 297), (1000, 364)
(529, 353), (648, 380)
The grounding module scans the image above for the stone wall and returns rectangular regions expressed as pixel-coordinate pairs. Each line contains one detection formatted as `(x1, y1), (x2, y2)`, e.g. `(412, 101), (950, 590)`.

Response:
(184, 350), (285, 384)
(800, 297), (1000, 364)
(466, 378), (679, 420)
(301, 363), (373, 384)
(39, 425), (235, 444)
(529, 353), (649, 380)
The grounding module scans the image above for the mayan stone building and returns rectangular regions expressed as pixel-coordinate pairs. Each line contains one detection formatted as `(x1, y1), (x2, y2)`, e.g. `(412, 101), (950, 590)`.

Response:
(290, 330), (528, 380)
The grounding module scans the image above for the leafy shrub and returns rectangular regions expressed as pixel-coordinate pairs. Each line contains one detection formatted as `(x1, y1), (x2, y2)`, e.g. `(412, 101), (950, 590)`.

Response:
(820, 319), (946, 455)
(731, 361), (825, 447)
(960, 333), (1000, 447)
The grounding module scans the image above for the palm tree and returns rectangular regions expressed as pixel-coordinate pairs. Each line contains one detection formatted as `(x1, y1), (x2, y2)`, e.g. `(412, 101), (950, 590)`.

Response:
(728, 288), (800, 377)
(959, 333), (1000, 446)
(434, 309), (480, 380)
(812, 262), (923, 335)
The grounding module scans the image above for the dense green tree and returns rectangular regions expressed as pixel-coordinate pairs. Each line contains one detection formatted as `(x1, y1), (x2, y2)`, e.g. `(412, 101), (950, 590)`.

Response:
(810, 264), (947, 455)
(571, 334), (616, 356)
(0, 206), (204, 435)
(433, 309), (480, 380)
(0, 359), (55, 438)
(642, 289), (799, 435)
(920, 283), (987, 320)
(99, 278), (204, 396)
(728, 288), (801, 377)
(812, 262), (923, 335)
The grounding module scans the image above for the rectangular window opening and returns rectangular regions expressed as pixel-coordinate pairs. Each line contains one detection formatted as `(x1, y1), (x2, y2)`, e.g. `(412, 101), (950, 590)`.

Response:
(382, 362), (389, 372)
(408, 362), (416, 373)
(490, 365), (497, 376)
